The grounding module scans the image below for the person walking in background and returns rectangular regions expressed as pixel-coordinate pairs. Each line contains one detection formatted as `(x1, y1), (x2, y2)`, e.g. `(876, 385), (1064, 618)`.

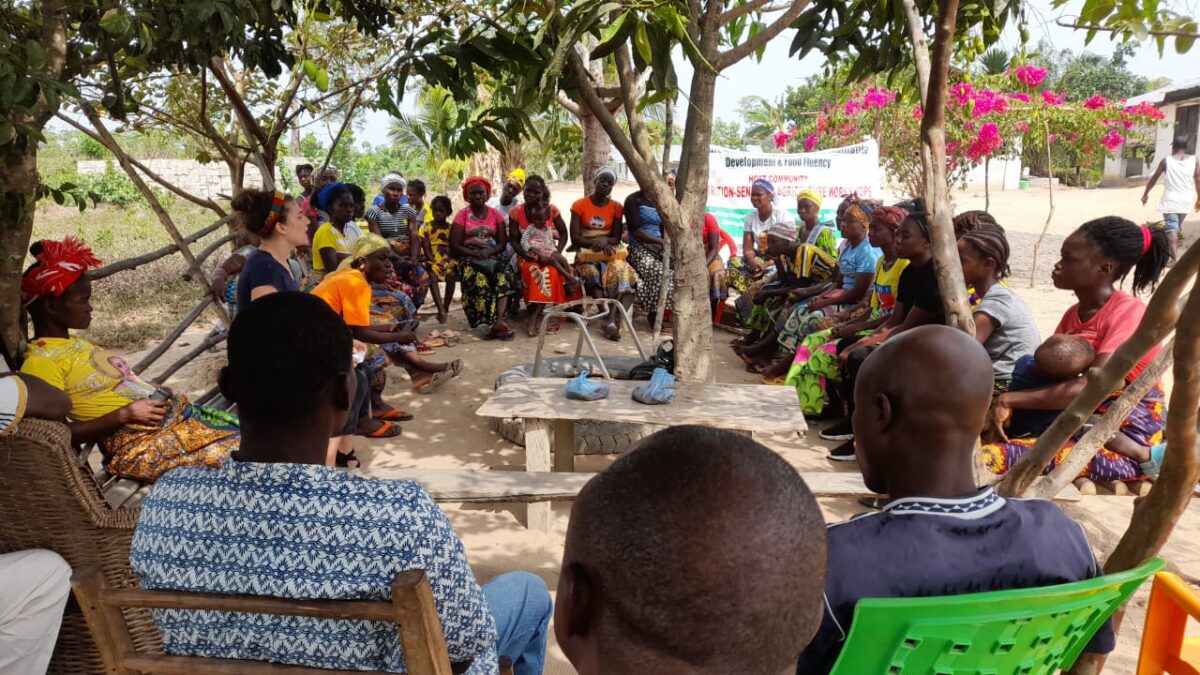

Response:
(1142, 137), (1200, 262)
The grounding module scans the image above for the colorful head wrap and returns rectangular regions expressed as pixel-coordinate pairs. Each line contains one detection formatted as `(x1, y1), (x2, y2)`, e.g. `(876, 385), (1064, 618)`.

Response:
(594, 166), (618, 183)
(842, 202), (874, 229)
(461, 176), (493, 201)
(380, 173), (406, 191)
(506, 169), (527, 188)
(870, 206), (909, 233)
(260, 190), (288, 237)
(20, 237), (103, 306)
(315, 182), (349, 212)
(766, 220), (798, 241)
(797, 188), (823, 208)
(751, 178), (775, 195)
(337, 232), (390, 271)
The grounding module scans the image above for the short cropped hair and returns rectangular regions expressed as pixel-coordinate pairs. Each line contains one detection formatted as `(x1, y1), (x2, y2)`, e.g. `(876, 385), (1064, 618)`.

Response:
(295, 163), (314, 176)
(567, 425), (826, 674)
(223, 293), (352, 421)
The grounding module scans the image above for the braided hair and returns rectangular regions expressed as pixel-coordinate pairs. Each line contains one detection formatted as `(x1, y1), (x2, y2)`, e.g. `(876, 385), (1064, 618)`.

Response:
(952, 210), (1000, 238)
(959, 223), (1011, 279)
(894, 197), (931, 242)
(1077, 216), (1170, 294)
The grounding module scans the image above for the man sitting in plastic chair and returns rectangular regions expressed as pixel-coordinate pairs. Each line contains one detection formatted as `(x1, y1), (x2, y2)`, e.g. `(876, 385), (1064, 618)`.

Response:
(797, 325), (1114, 673)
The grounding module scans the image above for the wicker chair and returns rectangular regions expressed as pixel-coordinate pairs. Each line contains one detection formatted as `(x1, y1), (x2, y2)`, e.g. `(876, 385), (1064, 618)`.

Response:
(0, 418), (162, 673)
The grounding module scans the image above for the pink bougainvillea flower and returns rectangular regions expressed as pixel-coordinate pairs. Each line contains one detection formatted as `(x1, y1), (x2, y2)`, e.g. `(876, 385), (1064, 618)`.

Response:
(1041, 90), (1065, 106)
(804, 133), (819, 152)
(1123, 101), (1166, 121)
(862, 86), (896, 109)
(1101, 129), (1124, 152)
(843, 99), (861, 116)
(1012, 65), (1048, 88)
(950, 82), (974, 106)
(1049, 133), (1058, 142)
(1017, 122), (1030, 132)
(1006, 92), (1031, 103)
(966, 122), (1004, 161)
(773, 130), (793, 149)
(912, 105), (923, 119)
(1083, 94), (1109, 110)
(970, 89), (1009, 117)
(1122, 119), (1134, 129)
(817, 115), (829, 133)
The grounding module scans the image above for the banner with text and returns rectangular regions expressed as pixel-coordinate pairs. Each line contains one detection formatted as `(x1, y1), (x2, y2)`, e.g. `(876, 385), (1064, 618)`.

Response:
(706, 140), (881, 241)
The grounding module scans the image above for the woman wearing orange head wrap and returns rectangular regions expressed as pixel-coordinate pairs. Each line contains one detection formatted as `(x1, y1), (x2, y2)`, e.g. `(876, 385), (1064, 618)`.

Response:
(452, 176), (517, 339)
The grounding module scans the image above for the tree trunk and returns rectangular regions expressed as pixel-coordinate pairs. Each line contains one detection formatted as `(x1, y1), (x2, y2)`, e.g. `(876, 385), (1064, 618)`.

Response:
(0, 141), (39, 360)
(662, 98), (674, 174)
(580, 109), (611, 193)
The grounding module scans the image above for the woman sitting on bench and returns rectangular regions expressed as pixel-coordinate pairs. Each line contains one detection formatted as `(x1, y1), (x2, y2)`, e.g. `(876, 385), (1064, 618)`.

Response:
(20, 237), (239, 482)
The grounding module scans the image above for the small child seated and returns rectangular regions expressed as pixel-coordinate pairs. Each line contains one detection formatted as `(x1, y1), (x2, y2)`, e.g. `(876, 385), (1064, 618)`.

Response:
(520, 204), (580, 286)
(1005, 334), (1096, 438)
(1032, 334), (1096, 381)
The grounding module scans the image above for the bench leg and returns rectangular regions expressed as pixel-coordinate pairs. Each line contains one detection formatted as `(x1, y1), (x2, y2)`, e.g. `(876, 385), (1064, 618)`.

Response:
(524, 418), (552, 532)
(554, 419), (576, 473)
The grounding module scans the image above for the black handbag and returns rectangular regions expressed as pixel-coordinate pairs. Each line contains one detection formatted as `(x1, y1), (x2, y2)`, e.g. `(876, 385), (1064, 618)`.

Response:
(466, 257), (501, 275)
(629, 339), (675, 380)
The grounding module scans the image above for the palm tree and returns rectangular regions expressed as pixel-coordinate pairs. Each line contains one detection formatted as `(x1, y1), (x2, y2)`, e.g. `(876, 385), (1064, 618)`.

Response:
(387, 86), (468, 193)
(979, 48), (1011, 76)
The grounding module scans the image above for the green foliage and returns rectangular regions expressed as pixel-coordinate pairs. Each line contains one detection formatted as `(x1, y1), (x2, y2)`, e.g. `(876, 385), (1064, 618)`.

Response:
(1055, 0), (1198, 55)
(1032, 43), (1151, 102)
(78, 135), (108, 159)
(978, 48), (1011, 75)
(711, 119), (745, 149)
(76, 162), (145, 207)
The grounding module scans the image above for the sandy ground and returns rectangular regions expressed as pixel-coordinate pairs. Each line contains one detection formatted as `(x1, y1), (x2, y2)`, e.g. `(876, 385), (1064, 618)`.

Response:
(145, 181), (1197, 674)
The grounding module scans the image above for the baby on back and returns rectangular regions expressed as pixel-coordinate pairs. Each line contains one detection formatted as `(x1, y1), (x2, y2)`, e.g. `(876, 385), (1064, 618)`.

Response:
(1032, 334), (1095, 380)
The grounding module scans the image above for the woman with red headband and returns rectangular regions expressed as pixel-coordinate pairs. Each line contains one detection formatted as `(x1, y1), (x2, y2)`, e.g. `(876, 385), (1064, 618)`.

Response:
(20, 238), (239, 482)
(231, 189), (310, 312)
(983, 216), (1172, 483)
(452, 176), (516, 340)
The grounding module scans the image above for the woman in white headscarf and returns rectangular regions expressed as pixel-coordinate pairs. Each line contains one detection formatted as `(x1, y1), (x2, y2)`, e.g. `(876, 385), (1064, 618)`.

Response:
(569, 166), (639, 341)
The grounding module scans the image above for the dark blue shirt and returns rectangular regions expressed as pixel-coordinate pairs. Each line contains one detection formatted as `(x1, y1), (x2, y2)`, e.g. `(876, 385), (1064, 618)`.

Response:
(236, 249), (300, 313)
(798, 487), (1113, 673)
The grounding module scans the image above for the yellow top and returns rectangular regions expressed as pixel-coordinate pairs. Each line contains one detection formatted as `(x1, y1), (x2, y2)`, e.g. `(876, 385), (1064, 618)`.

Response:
(20, 336), (155, 421)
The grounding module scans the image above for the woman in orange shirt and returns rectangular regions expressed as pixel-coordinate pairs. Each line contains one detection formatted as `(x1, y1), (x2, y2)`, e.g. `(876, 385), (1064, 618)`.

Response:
(570, 166), (639, 341)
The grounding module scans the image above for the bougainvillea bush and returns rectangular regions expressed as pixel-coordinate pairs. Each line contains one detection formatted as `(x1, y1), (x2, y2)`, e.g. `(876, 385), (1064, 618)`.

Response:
(772, 67), (1166, 195)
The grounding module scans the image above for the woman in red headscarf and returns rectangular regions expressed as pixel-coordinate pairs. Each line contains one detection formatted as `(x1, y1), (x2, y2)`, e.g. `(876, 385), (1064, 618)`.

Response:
(452, 176), (517, 339)
(19, 238), (239, 482)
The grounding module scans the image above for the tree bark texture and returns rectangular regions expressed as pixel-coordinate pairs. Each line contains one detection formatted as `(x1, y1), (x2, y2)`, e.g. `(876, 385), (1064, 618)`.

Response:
(917, 0), (974, 336)
(0, 142), (40, 359)
(1104, 288), (1200, 573)
(996, 242), (1200, 497)
(579, 109), (612, 192)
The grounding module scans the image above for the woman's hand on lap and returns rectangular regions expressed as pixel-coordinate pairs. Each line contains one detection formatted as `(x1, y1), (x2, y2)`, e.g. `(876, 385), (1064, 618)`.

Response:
(120, 399), (168, 425)
(983, 402), (1012, 443)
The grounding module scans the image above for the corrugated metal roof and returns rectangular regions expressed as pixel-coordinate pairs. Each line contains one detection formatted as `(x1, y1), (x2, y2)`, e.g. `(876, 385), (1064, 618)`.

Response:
(1126, 77), (1200, 106)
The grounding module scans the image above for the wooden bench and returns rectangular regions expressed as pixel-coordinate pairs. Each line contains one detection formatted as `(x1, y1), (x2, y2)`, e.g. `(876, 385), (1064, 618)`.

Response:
(72, 566), (511, 675)
(476, 378), (809, 530)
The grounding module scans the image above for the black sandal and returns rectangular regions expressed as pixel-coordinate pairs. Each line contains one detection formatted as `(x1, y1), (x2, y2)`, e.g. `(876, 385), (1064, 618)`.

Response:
(335, 450), (362, 469)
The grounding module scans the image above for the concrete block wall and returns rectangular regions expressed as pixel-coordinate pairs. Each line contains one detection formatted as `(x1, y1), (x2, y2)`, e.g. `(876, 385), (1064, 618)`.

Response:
(77, 157), (311, 199)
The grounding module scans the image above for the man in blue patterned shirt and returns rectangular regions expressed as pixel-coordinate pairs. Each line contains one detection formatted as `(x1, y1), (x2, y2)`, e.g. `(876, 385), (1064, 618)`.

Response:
(797, 326), (1113, 673)
(131, 293), (551, 674)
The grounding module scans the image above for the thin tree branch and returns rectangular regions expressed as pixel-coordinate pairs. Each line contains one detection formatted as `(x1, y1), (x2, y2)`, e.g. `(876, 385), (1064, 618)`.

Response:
(208, 56), (269, 147)
(264, 68), (307, 150)
(556, 91), (584, 118)
(714, 0), (811, 71)
(320, 87), (366, 170)
(55, 112), (227, 215)
(1055, 19), (1200, 38)
(90, 216), (231, 280)
(898, 0), (931, 107)
(719, 0), (789, 27)
(613, 44), (653, 163)
(566, 50), (658, 182)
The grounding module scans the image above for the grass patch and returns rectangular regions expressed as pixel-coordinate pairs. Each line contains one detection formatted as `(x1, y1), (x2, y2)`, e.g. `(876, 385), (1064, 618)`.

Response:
(29, 202), (232, 351)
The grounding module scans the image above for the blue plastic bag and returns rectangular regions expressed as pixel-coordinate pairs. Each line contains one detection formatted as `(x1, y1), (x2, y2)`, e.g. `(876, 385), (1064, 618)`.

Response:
(632, 367), (676, 405)
(564, 369), (610, 401)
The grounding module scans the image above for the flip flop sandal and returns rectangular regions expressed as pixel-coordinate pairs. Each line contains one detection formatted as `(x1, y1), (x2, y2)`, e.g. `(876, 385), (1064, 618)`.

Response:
(450, 359), (464, 376)
(373, 409), (415, 422)
(545, 321), (561, 334)
(423, 337), (446, 348)
(603, 323), (621, 342)
(762, 375), (787, 385)
(335, 449), (362, 468)
(414, 369), (456, 394)
(416, 344), (436, 356)
(360, 421), (402, 438)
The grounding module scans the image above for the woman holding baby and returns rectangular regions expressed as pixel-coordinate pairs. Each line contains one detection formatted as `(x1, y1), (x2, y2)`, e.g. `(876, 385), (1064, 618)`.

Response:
(981, 216), (1173, 482)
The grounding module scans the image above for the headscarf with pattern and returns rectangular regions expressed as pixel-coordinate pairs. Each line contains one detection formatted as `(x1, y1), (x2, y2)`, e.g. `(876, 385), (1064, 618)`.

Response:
(869, 206), (909, 233)
(21, 237), (103, 306)
(593, 165), (618, 183)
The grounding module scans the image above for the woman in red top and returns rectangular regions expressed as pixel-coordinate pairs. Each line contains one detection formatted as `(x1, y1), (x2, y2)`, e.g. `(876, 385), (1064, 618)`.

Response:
(703, 212), (736, 320)
(982, 216), (1172, 481)
(509, 175), (583, 336)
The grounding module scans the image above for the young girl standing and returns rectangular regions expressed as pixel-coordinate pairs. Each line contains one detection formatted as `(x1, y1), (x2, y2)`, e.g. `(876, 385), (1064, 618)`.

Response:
(420, 196), (457, 323)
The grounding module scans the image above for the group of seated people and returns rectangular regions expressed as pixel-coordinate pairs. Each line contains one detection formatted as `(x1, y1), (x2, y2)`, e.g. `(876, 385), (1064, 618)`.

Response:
(726, 185), (1172, 483)
(2, 305), (1121, 673)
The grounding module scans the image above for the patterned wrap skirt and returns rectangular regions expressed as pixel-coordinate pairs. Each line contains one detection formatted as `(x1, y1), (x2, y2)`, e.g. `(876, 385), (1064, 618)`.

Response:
(520, 259), (584, 305)
(629, 245), (673, 315)
(362, 287), (419, 388)
(573, 258), (637, 300)
(784, 311), (881, 416)
(103, 397), (238, 482)
(459, 260), (517, 328)
(980, 384), (1166, 482)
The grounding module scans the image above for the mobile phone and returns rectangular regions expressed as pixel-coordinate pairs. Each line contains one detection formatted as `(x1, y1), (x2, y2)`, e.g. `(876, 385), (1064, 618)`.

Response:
(149, 388), (171, 402)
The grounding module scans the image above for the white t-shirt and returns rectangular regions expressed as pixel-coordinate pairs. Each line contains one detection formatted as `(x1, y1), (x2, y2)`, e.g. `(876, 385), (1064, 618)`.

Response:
(487, 196), (522, 220)
(1160, 155), (1198, 214)
(742, 206), (795, 253)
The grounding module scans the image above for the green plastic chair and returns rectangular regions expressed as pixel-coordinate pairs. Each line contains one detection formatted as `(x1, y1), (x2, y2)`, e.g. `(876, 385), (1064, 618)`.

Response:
(828, 557), (1165, 675)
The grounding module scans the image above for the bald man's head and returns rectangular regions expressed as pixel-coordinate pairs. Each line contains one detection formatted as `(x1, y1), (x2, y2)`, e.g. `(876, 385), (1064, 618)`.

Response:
(852, 325), (994, 495)
(556, 425), (826, 675)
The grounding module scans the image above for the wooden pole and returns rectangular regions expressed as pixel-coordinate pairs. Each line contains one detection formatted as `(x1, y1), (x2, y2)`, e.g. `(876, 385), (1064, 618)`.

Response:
(133, 297), (214, 375)
(996, 244), (1200, 496)
(653, 233), (671, 345)
(1030, 119), (1055, 288)
(1029, 340), (1174, 499)
(79, 102), (231, 325)
(150, 332), (227, 385)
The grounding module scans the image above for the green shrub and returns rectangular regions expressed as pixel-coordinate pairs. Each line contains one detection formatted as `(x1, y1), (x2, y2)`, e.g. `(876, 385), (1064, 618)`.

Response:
(78, 162), (143, 206)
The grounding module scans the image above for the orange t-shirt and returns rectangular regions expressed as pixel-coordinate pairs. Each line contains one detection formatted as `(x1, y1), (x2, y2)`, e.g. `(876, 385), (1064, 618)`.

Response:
(312, 268), (371, 327)
(570, 197), (623, 241)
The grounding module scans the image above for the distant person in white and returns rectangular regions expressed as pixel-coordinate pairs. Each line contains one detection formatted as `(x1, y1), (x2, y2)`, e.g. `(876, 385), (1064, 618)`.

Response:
(1142, 137), (1200, 262)
(0, 373), (73, 675)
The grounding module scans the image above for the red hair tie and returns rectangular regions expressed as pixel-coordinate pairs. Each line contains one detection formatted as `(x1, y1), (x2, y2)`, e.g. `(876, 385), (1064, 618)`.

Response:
(1141, 226), (1152, 255)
